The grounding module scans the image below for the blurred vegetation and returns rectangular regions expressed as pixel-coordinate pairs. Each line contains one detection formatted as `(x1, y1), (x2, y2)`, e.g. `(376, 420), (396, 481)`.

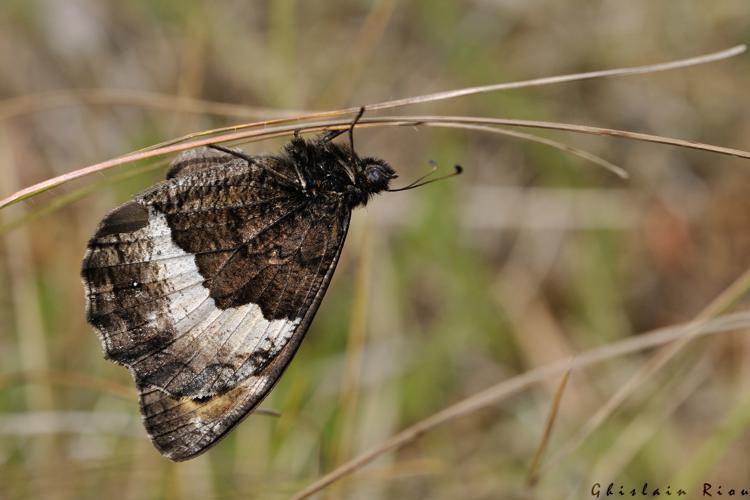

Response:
(1, 1), (750, 499)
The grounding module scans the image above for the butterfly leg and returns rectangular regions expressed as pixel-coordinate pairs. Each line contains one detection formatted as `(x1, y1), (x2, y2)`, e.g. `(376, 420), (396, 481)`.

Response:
(320, 106), (366, 145)
(320, 129), (346, 142)
(207, 144), (302, 191)
(167, 145), (253, 179)
(207, 144), (257, 164)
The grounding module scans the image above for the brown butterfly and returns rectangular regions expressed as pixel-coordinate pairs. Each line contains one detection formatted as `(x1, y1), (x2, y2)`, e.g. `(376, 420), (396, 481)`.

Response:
(81, 114), (459, 460)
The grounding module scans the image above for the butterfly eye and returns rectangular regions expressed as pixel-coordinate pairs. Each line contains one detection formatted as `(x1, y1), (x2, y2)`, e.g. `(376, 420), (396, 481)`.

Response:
(363, 162), (395, 188)
(365, 166), (385, 185)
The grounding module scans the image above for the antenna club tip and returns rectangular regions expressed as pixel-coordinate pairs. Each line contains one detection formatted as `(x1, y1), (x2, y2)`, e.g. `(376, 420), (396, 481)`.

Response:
(454, 165), (464, 174)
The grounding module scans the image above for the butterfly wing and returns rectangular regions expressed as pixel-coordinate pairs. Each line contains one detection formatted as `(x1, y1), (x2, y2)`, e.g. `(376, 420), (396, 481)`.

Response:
(82, 147), (350, 460)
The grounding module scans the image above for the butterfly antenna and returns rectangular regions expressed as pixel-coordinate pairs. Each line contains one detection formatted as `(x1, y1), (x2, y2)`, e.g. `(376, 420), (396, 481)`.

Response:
(387, 161), (463, 192)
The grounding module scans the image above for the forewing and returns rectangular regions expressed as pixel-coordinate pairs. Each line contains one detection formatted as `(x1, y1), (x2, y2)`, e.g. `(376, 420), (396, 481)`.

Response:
(82, 147), (350, 459)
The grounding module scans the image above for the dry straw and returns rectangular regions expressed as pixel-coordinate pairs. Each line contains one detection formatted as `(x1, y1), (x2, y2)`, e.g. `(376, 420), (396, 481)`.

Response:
(0, 44), (746, 209)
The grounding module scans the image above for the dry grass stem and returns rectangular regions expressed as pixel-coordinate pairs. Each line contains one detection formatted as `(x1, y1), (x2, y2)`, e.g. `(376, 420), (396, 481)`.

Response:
(363, 45), (746, 111)
(0, 159), (169, 235)
(586, 351), (716, 484)
(541, 264), (750, 475)
(2, 44), (745, 209)
(527, 361), (573, 487)
(5, 113), (750, 209)
(290, 311), (750, 499)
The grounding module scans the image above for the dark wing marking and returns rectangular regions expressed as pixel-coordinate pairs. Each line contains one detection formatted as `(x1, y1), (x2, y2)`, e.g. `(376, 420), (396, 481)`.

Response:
(94, 201), (149, 237)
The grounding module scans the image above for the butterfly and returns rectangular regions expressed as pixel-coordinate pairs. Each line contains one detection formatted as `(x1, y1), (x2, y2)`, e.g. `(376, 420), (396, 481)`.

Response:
(81, 112), (459, 460)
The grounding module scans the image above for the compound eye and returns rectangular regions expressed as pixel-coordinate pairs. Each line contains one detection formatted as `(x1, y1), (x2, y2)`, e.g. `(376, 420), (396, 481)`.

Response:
(366, 167), (383, 185)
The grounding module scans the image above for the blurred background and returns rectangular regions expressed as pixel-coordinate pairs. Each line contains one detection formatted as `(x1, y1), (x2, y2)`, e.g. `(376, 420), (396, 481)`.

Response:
(1, 1), (750, 499)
